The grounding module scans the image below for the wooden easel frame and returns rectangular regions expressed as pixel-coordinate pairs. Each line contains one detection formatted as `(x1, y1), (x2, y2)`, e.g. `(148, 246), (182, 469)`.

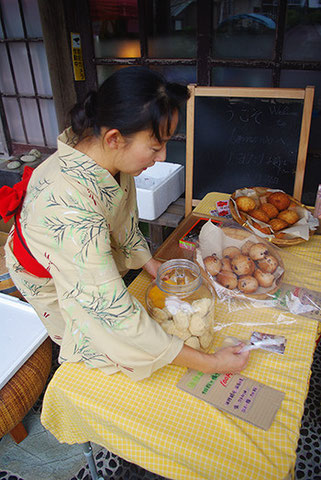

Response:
(185, 85), (315, 217)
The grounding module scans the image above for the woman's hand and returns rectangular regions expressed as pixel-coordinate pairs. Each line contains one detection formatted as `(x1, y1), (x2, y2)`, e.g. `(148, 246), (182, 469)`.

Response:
(143, 258), (162, 279)
(172, 343), (249, 375)
(209, 344), (249, 374)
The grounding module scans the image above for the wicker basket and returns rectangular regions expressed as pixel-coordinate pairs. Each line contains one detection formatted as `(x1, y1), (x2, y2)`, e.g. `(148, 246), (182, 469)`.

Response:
(229, 187), (315, 247)
(194, 225), (284, 300)
(0, 337), (52, 438)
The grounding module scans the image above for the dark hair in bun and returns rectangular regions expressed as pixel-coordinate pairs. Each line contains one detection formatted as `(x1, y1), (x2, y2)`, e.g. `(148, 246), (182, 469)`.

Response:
(70, 66), (189, 140)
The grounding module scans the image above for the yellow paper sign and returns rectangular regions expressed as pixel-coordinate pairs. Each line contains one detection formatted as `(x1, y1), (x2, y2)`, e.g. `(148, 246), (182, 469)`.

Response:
(71, 33), (85, 81)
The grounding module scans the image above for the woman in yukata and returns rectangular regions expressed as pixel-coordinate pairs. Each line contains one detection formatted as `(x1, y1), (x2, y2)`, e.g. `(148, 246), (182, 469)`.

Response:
(0, 67), (249, 381)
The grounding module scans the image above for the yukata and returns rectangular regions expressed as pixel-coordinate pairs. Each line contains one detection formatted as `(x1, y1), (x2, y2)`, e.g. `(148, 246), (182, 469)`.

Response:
(5, 128), (183, 381)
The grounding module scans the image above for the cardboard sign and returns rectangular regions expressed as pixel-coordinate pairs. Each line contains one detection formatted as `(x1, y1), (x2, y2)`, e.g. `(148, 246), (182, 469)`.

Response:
(177, 370), (285, 431)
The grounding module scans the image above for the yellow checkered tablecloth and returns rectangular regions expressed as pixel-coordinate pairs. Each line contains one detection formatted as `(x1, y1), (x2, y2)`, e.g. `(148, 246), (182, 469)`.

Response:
(41, 193), (321, 480)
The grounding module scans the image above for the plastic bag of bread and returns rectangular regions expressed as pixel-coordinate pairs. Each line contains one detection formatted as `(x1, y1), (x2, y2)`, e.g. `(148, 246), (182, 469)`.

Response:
(194, 218), (321, 322)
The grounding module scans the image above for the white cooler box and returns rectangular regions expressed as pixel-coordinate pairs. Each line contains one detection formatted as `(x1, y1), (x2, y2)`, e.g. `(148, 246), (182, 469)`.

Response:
(135, 162), (184, 221)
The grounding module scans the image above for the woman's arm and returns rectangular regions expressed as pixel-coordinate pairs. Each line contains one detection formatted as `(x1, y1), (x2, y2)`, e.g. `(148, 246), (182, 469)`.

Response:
(142, 257), (162, 278)
(172, 343), (250, 374)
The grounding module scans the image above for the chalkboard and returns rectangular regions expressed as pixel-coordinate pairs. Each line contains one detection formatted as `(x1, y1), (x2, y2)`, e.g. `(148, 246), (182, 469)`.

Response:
(185, 86), (314, 216)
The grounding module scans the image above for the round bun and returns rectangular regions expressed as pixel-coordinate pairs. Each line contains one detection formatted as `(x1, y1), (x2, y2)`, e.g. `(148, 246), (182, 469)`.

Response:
(241, 240), (255, 255)
(236, 196), (256, 212)
(238, 275), (259, 294)
(248, 208), (270, 223)
(216, 271), (238, 290)
(248, 243), (269, 261)
(277, 209), (299, 225)
(204, 255), (222, 276)
(257, 255), (279, 274)
(222, 246), (241, 259)
(221, 257), (233, 272)
(254, 269), (275, 288)
(260, 203), (279, 219)
(269, 218), (289, 232)
(267, 192), (291, 211)
(231, 254), (255, 276)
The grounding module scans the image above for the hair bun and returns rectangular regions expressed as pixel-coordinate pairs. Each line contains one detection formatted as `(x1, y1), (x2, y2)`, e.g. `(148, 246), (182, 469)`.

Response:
(84, 91), (97, 120)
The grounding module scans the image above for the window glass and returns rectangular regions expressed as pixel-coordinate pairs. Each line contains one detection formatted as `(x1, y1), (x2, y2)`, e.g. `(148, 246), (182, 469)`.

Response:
(212, 67), (272, 87)
(0, 44), (15, 93)
(30, 43), (53, 96)
(39, 99), (59, 147)
(21, 0), (43, 38)
(2, 97), (25, 143)
(96, 64), (128, 86)
(0, 0), (23, 37)
(213, 1), (276, 59)
(284, 5), (321, 61)
(9, 43), (34, 95)
(147, 0), (197, 58)
(89, 0), (140, 58)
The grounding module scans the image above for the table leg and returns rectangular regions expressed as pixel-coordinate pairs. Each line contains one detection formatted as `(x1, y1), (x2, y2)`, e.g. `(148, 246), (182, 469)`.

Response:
(149, 224), (164, 254)
(82, 442), (104, 480)
(9, 421), (28, 443)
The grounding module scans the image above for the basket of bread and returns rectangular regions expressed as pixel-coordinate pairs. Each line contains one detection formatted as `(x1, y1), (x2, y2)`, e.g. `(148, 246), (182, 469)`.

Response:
(194, 221), (284, 300)
(229, 187), (319, 246)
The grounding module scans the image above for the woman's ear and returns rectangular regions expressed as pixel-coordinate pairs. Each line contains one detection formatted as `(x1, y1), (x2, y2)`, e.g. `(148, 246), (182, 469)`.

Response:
(103, 129), (124, 149)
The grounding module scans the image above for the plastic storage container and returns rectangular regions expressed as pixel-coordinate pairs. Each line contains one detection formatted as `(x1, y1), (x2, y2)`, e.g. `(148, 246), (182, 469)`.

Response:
(135, 162), (184, 220)
(146, 259), (215, 352)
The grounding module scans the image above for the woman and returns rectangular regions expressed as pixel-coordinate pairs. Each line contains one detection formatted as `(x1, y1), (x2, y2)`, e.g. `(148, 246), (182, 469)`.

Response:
(1, 67), (249, 381)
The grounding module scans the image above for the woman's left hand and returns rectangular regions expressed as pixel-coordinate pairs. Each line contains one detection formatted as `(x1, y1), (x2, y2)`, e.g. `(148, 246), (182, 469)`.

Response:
(143, 258), (162, 279)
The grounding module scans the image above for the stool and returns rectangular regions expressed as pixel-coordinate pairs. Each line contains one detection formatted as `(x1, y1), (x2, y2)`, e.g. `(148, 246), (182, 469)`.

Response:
(0, 337), (52, 443)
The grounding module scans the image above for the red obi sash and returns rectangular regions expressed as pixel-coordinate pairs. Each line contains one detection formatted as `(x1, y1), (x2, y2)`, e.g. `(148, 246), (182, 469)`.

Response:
(0, 166), (52, 278)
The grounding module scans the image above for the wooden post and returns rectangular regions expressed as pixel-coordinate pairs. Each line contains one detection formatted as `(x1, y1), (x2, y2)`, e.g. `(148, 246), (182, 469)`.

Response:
(185, 84), (196, 217)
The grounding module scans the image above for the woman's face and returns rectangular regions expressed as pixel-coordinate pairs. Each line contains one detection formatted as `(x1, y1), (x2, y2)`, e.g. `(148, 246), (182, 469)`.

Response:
(115, 110), (179, 177)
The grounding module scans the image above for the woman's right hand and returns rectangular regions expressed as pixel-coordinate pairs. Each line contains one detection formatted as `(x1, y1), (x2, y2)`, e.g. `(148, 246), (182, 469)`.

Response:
(172, 343), (250, 375)
(208, 344), (250, 374)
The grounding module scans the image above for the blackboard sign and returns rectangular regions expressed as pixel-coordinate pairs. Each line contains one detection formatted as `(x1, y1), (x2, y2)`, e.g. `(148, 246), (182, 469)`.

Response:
(185, 86), (315, 216)
(193, 96), (303, 199)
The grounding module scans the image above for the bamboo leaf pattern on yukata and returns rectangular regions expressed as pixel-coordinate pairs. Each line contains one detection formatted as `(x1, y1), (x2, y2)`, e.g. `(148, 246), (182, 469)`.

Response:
(118, 215), (149, 259)
(64, 281), (133, 329)
(60, 155), (119, 209)
(43, 192), (109, 263)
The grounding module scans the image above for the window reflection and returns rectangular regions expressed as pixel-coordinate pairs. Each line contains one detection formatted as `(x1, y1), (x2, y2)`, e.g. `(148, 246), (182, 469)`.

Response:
(89, 0), (140, 58)
(213, 67), (272, 87)
(284, 4), (321, 61)
(147, 0), (197, 58)
(213, 1), (276, 59)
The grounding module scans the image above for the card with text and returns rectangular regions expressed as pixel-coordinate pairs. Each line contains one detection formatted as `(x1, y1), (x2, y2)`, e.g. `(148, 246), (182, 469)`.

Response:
(177, 370), (285, 430)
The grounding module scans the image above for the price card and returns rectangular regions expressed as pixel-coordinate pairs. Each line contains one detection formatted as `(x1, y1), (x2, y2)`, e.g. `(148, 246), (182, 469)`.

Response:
(177, 370), (285, 431)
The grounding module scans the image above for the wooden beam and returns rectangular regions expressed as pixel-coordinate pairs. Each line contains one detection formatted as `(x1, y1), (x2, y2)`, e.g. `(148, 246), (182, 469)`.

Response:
(37, 0), (77, 132)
